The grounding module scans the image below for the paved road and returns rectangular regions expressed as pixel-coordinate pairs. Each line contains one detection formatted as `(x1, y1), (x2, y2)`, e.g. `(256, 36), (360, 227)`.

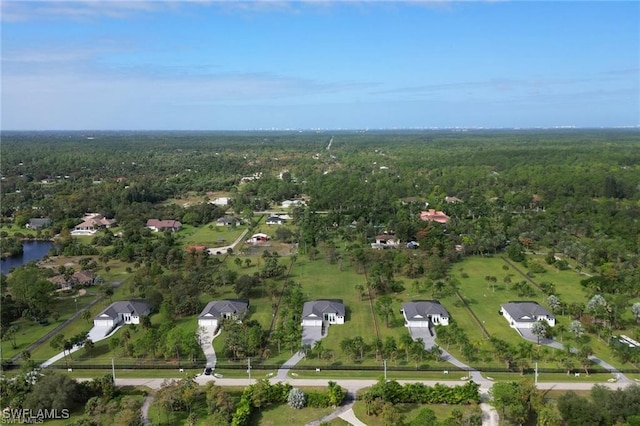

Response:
(106, 376), (635, 392)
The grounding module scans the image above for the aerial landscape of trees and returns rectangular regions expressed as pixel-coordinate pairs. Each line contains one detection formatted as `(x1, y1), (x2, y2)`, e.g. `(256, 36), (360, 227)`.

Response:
(1, 129), (639, 424)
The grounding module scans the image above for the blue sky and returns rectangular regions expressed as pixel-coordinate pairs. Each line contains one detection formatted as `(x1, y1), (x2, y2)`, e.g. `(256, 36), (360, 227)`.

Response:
(1, 0), (638, 130)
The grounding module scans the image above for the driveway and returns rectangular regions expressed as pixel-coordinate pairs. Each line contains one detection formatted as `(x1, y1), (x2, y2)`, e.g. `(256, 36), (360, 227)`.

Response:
(515, 328), (630, 383)
(275, 325), (325, 380)
(88, 325), (112, 342)
(302, 325), (324, 346)
(197, 325), (220, 368)
(408, 326), (487, 384)
(516, 328), (563, 349)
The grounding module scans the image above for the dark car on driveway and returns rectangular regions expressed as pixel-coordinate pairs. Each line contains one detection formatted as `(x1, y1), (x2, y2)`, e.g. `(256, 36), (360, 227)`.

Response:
(204, 367), (213, 376)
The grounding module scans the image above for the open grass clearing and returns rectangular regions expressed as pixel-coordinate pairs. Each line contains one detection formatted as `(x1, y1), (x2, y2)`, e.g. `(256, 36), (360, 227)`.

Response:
(1, 291), (97, 360)
(352, 400), (480, 426)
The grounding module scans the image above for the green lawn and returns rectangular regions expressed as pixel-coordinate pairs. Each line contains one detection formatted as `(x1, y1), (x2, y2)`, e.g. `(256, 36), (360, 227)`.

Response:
(1, 290), (98, 360)
(179, 223), (248, 248)
(352, 400), (480, 426)
(249, 404), (334, 426)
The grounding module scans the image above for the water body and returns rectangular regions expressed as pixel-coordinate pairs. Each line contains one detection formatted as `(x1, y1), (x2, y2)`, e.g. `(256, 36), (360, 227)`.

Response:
(1, 241), (53, 275)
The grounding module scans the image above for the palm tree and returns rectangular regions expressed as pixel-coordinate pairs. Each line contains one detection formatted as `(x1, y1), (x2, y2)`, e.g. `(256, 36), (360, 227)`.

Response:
(399, 334), (414, 363)
(351, 336), (365, 361)
(313, 340), (324, 360)
(298, 343), (312, 357)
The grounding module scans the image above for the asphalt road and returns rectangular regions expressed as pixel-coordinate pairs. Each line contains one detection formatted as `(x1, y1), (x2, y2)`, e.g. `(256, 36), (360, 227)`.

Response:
(105, 376), (634, 392)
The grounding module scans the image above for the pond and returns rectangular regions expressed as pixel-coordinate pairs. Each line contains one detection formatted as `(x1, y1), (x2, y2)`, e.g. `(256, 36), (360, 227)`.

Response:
(1, 240), (54, 275)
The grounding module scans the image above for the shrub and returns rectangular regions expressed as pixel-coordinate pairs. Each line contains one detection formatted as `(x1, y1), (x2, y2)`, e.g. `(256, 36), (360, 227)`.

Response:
(306, 391), (331, 408)
(287, 388), (306, 409)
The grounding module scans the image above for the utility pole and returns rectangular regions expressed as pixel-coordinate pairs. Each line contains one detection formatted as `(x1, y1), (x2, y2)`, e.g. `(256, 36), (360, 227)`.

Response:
(74, 298), (78, 314)
(383, 359), (387, 381)
(535, 362), (538, 386)
(248, 357), (252, 385)
(111, 357), (116, 384)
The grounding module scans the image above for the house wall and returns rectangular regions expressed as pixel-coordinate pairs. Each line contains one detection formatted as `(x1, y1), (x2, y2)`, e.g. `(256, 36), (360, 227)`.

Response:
(94, 319), (114, 328)
(501, 310), (555, 328)
(199, 318), (219, 328)
(407, 320), (430, 328)
(302, 319), (323, 327)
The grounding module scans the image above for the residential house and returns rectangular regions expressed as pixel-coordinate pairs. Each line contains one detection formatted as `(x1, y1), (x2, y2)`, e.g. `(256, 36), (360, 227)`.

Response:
(49, 270), (97, 290)
(186, 245), (207, 253)
(420, 209), (450, 224)
(266, 216), (286, 225)
(26, 218), (51, 230)
(281, 199), (306, 208)
(500, 301), (556, 328)
(72, 213), (117, 235)
(216, 216), (241, 227)
(401, 301), (450, 328)
(146, 219), (182, 232)
(246, 233), (269, 244)
(198, 299), (249, 328)
(301, 299), (346, 326)
(209, 197), (231, 206)
(93, 300), (150, 329)
(371, 234), (401, 249)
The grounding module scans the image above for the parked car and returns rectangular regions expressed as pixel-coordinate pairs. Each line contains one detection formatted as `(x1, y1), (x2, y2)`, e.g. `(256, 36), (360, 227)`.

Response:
(204, 367), (213, 376)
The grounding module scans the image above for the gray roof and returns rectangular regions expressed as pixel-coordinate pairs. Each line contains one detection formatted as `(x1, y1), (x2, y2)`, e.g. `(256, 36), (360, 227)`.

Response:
(27, 218), (51, 228)
(95, 300), (150, 320)
(501, 301), (554, 323)
(302, 299), (345, 319)
(199, 299), (249, 319)
(216, 217), (241, 225)
(402, 300), (449, 322)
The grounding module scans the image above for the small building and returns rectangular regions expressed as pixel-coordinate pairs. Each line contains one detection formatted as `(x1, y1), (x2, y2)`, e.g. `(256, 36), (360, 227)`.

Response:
(401, 300), (450, 327)
(246, 233), (269, 244)
(281, 199), (306, 208)
(146, 219), (182, 232)
(93, 300), (150, 329)
(209, 197), (231, 206)
(371, 234), (400, 249)
(420, 209), (450, 224)
(186, 245), (207, 253)
(216, 217), (241, 227)
(26, 218), (51, 230)
(198, 299), (249, 328)
(266, 216), (286, 225)
(301, 299), (346, 326)
(500, 301), (556, 328)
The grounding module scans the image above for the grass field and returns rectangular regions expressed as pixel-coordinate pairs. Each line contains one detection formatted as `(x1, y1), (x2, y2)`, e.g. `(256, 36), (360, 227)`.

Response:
(1, 289), (97, 360)
(352, 400), (480, 425)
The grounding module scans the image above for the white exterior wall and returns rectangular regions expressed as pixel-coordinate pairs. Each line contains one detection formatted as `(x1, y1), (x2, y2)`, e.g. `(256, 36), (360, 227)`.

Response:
(334, 315), (345, 325)
(302, 319), (323, 327)
(94, 319), (114, 328)
(502, 310), (555, 328)
(407, 320), (430, 328)
(198, 318), (219, 328)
